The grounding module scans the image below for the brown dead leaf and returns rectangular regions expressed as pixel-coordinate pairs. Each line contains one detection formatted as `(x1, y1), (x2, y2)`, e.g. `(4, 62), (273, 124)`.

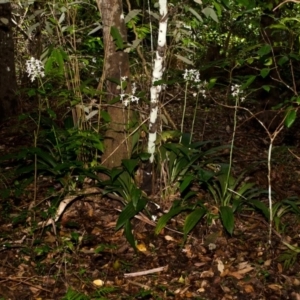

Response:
(165, 235), (176, 241)
(136, 243), (147, 252)
(268, 283), (283, 290)
(237, 265), (254, 274)
(29, 286), (41, 294)
(194, 262), (206, 267)
(244, 284), (254, 293)
(264, 259), (272, 266)
(200, 269), (214, 278)
(220, 268), (229, 277)
(44, 233), (56, 243)
(93, 279), (104, 286)
(290, 292), (300, 300)
(216, 259), (225, 274)
(227, 271), (244, 280)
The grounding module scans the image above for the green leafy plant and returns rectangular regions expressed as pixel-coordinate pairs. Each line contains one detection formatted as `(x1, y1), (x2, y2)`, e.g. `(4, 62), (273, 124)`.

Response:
(100, 158), (149, 249)
(199, 165), (264, 234)
(61, 288), (90, 300)
(154, 137), (229, 242)
(157, 134), (228, 201)
(278, 241), (300, 270)
(155, 199), (207, 244)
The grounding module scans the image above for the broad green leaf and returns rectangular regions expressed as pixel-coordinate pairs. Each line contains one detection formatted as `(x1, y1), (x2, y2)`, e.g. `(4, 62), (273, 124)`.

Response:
(232, 198), (242, 212)
(278, 56), (289, 66)
(220, 206), (234, 235)
(116, 198), (147, 231)
(293, 96), (300, 104)
(175, 54), (194, 65)
(221, 0), (230, 9)
(283, 199), (300, 215)
(179, 174), (194, 193)
(241, 75), (256, 89)
(183, 208), (206, 243)
(130, 186), (142, 210)
(248, 199), (270, 220)
(257, 44), (271, 57)
(139, 152), (151, 161)
(264, 57), (273, 66)
(131, 130), (140, 152)
(155, 205), (187, 235)
(207, 78), (217, 89)
(236, 182), (255, 199)
(213, 1), (222, 16)
(188, 6), (203, 22)
(260, 68), (270, 78)
(236, 0), (249, 6)
(183, 191), (196, 201)
(122, 159), (139, 175)
(110, 26), (124, 50)
(100, 110), (111, 122)
(110, 168), (123, 182)
(124, 220), (136, 249)
(269, 23), (289, 31)
(117, 172), (133, 195)
(125, 9), (141, 23)
(58, 12), (65, 24)
(285, 108), (297, 128)
(34, 148), (57, 168)
(202, 7), (219, 23)
(88, 24), (102, 35)
(262, 85), (271, 92)
(198, 168), (215, 183)
(108, 96), (121, 105)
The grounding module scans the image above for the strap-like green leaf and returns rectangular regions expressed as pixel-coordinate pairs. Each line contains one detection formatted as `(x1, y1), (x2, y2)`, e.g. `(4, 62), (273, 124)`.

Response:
(220, 206), (234, 235)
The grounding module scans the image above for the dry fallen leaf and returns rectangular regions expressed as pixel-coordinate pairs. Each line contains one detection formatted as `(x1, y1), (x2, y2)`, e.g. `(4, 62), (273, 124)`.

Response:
(244, 284), (254, 293)
(268, 283), (283, 291)
(93, 279), (104, 286)
(264, 259), (272, 267)
(227, 271), (243, 280)
(217, 258), (225, 274)
(136, 243), (147, 252)
(200, 269), (214, 278)
(165, 235), (176, 241)
(178, 275), (185, 283)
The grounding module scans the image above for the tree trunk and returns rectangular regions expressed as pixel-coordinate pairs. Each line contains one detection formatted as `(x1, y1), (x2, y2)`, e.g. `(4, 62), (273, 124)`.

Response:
(0, 2), (18, 122)
(97, 0), (131, 168)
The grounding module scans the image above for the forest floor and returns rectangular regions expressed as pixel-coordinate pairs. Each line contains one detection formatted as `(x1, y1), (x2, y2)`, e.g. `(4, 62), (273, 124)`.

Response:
(1, 89), (300, 300)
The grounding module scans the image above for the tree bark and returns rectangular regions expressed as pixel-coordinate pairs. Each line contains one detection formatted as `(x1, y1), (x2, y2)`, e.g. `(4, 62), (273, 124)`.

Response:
(0, 2), (18, 122)
(97, 0), (131, 168)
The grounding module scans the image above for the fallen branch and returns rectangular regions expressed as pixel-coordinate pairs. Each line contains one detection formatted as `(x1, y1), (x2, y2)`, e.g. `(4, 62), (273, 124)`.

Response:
(124, 266), (168, 278)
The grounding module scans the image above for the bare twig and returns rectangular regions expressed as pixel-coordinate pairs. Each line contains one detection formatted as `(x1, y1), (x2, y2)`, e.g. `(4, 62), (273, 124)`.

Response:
(273, 0), (300, 11)
(124, 266), (167, 278)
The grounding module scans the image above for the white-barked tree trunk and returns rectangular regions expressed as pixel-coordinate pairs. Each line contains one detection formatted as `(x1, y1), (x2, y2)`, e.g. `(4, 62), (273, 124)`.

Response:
(147, 0), (168, 162)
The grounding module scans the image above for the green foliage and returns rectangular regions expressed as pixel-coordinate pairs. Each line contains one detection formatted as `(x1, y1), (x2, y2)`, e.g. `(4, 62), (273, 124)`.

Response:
(248, 197), (300, 229)
(0, 115), (103, 199)
(110, 26), (126, 50)
(278, 249), (299, 270)
(100, 159), (149, 249)
(198, 164), (266, 234)
(157, 136), (227, 201)
(200, 166), (262, 208)
(61, 288), (90, 300)
(155, 200), (207, 244)
(155, 137), (233, 240)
